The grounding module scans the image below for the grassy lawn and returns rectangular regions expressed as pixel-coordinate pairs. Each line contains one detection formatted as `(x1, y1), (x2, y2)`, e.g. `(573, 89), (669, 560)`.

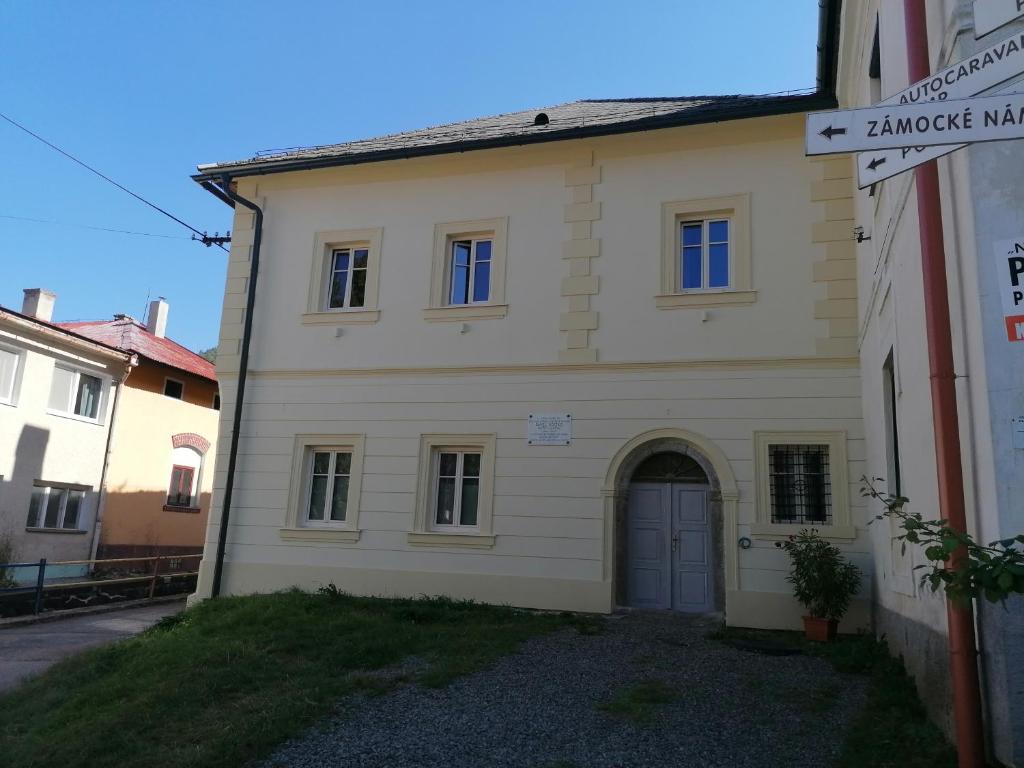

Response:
(712, 627), (957, 768)
(0, 589), (595, 768)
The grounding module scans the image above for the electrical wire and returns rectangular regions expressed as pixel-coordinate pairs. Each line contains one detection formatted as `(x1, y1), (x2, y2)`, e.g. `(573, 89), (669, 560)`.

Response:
(0, 213), (190, 240)
(0, 111), (228, 252)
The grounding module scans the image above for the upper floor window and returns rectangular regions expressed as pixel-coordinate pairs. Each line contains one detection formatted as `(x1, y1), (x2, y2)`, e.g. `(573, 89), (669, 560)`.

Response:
(425, 218), (508, 322)
(658, 194), (754, 309)
(680, 218), (730, 291)
(164, 378), (184, 400)
(303, 228), (383, 326)
(327, 247), (368, 309)
(27, 483), (87, 531)
(48, 365), (104, 421)
(448, 238), (492, 305)
(0, 346), (21, 405)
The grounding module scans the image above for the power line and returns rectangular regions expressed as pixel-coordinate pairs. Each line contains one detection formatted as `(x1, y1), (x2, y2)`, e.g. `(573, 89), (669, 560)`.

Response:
(0, 111), (228, 252)
(0, 213), (191, 240)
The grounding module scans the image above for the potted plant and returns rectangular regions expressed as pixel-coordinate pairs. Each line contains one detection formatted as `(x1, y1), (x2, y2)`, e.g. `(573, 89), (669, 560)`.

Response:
(781, 529), (861, 642)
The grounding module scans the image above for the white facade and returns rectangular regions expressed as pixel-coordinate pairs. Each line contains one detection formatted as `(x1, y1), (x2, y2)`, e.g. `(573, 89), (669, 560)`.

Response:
(0, 301), (129, 576)
(838, 1), (1024, 763)
(196, 113), (874, 630)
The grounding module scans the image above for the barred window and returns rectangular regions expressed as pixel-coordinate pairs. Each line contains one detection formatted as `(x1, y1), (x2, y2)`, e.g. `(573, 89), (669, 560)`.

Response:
(768, 444), (832, 524)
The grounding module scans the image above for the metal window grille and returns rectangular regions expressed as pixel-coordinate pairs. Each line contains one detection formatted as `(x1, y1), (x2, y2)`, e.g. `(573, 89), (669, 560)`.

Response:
(768, 444), (832, 524)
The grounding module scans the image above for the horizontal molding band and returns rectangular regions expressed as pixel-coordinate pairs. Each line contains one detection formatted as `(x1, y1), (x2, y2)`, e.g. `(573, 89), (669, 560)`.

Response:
(215, 355), (860, 381)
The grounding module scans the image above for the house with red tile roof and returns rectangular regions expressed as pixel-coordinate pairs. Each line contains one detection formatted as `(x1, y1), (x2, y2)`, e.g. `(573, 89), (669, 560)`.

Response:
(58, 298), (219, 562)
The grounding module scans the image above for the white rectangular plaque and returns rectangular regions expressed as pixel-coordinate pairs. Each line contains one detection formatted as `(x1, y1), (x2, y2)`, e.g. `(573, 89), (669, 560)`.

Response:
(528, 413), (572, 445)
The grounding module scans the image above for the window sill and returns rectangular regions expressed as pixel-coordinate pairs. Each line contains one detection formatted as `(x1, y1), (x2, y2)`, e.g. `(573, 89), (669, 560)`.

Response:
(25, 527), (88, 535)
(163, 505), (201, 514)
(407, 531), (495, 548)
(279, 527), (361, 543)
(302, 309), (381, 326)
(422, 304), (508, 322)
(655, 290), (757, 309)
(748, 522), (857, 541)
(45, 409), (103, 426)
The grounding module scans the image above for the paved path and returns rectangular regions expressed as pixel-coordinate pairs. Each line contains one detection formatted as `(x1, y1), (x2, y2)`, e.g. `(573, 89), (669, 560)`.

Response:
(262, 612), (869, 768)
(0, 602), (183, 693)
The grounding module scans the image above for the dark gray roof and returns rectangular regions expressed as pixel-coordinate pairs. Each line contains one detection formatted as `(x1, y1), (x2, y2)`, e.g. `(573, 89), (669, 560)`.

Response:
(195, 92), (829, 180)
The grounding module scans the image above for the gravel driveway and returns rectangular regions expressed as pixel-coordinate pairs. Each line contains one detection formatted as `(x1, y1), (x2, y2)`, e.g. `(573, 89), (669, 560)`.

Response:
(261, 612), (868, 768)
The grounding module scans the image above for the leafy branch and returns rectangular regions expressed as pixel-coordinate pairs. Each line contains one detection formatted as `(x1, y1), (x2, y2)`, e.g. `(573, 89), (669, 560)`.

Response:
(861, 476), (1024, 604)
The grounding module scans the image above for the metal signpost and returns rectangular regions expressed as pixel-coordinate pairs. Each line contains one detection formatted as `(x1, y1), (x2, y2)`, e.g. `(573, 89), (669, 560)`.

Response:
(807, 90), (1024, 156)
(974, 0), (1024, 38)
(856, 30), (1024, 187)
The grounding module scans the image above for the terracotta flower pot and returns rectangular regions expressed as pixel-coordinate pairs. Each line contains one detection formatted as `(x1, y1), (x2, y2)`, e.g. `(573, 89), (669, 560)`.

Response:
(803, 615), (838, 642)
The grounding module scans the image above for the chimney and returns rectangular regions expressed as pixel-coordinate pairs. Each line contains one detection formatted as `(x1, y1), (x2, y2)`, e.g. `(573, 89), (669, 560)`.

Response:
(22, 289), (56, 322)
(146, 297), (169, 338)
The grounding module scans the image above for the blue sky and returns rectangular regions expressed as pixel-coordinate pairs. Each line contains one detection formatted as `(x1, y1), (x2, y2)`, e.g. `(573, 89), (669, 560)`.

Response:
(0, 1), (818, 352)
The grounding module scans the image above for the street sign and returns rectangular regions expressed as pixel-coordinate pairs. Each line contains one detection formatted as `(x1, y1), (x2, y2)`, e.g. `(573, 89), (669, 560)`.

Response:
(856, 31), (1024, 187)
(975, 0), (1024, 39)
(807, 91), (1024, 156)
(995, 237), (1024, 342)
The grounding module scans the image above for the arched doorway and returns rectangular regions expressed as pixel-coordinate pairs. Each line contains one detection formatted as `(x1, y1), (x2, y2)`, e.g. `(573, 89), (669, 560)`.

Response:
(603, 429), (737, 615)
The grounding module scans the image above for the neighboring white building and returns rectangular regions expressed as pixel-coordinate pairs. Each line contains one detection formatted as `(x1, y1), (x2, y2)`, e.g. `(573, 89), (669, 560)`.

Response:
(837, 1), (1024, 764)
(0, 290), (132, 578)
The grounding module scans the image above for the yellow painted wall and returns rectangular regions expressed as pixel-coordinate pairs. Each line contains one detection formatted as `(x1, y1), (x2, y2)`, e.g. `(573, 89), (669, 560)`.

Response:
(99, 362), (219, 552)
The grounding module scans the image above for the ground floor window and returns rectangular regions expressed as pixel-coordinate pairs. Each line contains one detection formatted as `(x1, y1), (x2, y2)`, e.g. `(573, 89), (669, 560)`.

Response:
(768, 444), (832, 524)
(432, 450), (481, 528)
(305, 449), (352, 523)
(166, 465), (196, 507)
(27, 483), (87, 530)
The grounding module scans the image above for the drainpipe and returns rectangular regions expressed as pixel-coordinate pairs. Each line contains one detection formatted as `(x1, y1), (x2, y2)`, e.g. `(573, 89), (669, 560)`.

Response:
(207, 174), (263, 598)
(902, 2), (985, 766)
(89, 355), (137, 563)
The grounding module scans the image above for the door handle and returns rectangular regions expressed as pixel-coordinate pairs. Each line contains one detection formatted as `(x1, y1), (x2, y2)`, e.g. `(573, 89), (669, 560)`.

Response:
(671, 533), (679, 551)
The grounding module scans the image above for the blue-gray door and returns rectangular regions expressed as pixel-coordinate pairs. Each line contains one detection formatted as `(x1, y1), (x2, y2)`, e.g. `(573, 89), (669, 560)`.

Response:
(627, 483), (713, 612)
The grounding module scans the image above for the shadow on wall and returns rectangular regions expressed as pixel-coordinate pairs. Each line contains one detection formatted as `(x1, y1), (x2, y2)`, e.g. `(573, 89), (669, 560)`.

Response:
(0, 425), (49, 572)
(95, 488), (211, 565)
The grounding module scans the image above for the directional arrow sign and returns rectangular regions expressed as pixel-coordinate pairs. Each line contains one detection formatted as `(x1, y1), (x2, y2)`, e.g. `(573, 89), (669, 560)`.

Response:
(857, 30), (1024, 187)
(807, 91), (1024, 156)
(975, 0), (1024, 39)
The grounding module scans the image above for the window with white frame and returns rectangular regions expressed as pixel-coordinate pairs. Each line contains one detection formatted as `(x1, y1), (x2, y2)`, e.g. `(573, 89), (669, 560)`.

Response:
(325, 247), (369, 309)
(679, 218), (730, 291)
(411, 434), (496, 545)
(426, 219), (508, 321)
(752, 431), (852, 538)
(658, 194), (753, 309)
(447, 238), (492, 305)
(0, 346), (21, 405)
(303, 228), (382, 324)
(27, 484), (87, 530)
(48, 365), (104, 420)
(304, 449), (353, 524)
(432, 450), (481, 528)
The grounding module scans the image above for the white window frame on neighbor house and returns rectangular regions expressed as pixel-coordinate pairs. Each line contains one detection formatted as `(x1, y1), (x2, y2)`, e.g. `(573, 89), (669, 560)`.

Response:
(658, 193), (755, 309)
(281, 434), (365, 542)
(0, 343), (25, 407)
(425, 218), (508, 322)
(47, 363), (109, 424)
(163, 377), (184, 400)
(410, 434), (496, 547)
(303, 228), (383, 325)
(26, 481), (90, 533)
(751, 431), (853, 540)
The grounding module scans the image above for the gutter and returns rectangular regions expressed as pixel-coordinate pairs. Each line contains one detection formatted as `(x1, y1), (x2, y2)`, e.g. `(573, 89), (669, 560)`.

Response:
(88, 355), (138, 562)
(203, 175), (263, 598)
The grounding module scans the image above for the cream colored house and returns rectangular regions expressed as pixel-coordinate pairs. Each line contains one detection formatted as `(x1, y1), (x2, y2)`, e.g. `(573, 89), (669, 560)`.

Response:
(189, 2), (877, 630)
(836, 1), (1024, 763)
(0, 290), (132, 577)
